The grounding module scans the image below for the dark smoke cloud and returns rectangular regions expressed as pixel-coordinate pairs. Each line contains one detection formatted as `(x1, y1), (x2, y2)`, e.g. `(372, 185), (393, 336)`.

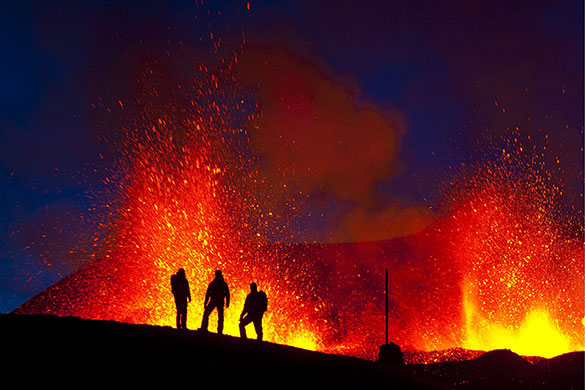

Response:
(238, 46), (436, 241)
(239, 46), (403, 203)
(261, 0), (583, 229)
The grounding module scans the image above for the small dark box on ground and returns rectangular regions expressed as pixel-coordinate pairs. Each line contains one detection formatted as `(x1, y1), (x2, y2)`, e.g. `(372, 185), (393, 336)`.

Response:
(379, 342), (404, 366)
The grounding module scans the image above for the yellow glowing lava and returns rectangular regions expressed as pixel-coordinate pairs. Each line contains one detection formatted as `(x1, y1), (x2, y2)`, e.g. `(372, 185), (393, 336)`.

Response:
(462, 285), (574, 358)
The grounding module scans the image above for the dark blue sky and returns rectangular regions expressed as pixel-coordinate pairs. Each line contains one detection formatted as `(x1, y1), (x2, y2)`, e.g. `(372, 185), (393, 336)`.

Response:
(1, 0), (582, 312)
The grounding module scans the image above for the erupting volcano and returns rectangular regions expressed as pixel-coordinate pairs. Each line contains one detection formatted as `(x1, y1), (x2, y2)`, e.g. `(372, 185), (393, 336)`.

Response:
(6, 1), (583, 371)
(14, 45), (583, 363)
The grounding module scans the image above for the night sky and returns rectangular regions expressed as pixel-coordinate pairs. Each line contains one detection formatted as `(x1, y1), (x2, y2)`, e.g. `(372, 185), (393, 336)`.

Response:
(1, 0), (583, 313)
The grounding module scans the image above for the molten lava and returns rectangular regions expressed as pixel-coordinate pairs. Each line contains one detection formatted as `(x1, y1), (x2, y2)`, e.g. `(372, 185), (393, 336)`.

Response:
(463, 295), (573, 358)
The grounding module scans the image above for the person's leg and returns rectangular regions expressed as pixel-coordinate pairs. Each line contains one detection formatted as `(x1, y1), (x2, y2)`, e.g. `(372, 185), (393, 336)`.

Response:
(201, 304), (213, 331)
(176, 301), (187, 329)
(176, 301), (184, 329)
(180, 307), (187, 329)
(239, 314), (253, 339)
(217, 305), (224, 334)
(253, 315), (263, 341)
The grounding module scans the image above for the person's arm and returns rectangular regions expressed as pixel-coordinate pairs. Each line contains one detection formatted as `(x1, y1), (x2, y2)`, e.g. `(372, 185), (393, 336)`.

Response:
(225, 282), (230, 308)
(186, 280), (191, 302)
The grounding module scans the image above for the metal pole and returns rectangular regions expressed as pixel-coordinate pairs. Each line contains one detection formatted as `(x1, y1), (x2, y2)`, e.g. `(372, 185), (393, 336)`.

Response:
(385, 268), (388, 345)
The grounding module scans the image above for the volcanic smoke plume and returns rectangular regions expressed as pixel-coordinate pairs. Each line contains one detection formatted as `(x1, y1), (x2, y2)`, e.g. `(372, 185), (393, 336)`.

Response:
(238, 46), (402, 203)
(15, 40), (584, 361)
(237, 46), (436, 243)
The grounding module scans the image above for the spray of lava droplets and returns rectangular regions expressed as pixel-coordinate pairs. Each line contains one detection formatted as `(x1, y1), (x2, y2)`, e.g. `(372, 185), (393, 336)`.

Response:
(84, 48), (326, 350)
(437, 128), (584, 359)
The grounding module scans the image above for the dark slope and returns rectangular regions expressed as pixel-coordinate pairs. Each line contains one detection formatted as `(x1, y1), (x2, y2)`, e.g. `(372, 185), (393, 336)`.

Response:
(3, 314), (583, 389)
(1, 314), (438, 389)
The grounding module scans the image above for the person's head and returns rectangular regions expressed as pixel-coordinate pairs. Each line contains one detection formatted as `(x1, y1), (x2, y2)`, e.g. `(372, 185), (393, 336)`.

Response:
(215, 270), (223, 279)
(250, 282), (257, 292)
(177, 268), (185, 278)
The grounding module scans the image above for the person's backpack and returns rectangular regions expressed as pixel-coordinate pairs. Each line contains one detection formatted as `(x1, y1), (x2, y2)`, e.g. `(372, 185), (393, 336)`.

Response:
(258, 290), (268, 313)
(170, 274), (177, 296)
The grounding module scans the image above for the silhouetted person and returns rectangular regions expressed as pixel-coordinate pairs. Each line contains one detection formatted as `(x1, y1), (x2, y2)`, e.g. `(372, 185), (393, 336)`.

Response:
(201, 270), (230, 334)
(171, 268), (191, 329)
(239, 282), (268, 341)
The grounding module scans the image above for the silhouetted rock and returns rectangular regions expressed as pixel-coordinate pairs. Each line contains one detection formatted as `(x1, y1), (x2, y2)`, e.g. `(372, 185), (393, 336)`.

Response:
(536, 351), (584, 389)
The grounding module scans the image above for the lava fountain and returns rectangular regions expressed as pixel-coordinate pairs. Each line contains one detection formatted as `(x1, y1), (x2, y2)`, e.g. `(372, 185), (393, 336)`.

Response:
(73, 55), (326, 349)
(441, 157), (584, 359)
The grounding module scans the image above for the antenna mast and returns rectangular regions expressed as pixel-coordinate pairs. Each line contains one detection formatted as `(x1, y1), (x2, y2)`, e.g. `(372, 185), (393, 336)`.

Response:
(385, 268), (388, 345)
